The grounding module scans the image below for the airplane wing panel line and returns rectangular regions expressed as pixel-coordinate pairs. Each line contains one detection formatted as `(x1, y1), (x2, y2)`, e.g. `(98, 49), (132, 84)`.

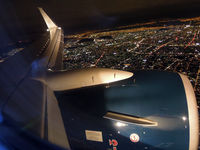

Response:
(46, 29), (60, 66)
(0, 69), (30, 110)
(47, 29), (62, 69)
(55, 31), (64, 69)
(46, 87), (71, 149)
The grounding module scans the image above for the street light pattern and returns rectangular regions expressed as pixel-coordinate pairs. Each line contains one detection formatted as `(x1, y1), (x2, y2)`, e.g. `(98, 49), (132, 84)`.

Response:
(63, 18), (200, 104)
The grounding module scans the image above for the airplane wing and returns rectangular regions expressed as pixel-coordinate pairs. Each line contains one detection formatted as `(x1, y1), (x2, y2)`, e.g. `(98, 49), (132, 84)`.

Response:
(0, 8), (70, 150)
(0, 7), (198, 150)
(0, 7), (64, 109)
(37, 7), (64, 70)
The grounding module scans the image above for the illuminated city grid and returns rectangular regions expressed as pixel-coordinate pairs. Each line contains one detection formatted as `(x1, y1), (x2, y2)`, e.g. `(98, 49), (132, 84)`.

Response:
(63, 19), (200, 103)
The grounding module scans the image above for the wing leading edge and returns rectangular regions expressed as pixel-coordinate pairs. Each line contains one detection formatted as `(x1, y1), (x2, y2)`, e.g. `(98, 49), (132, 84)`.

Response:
(38, 7), (57, 30)
(38, 7), (64, 70)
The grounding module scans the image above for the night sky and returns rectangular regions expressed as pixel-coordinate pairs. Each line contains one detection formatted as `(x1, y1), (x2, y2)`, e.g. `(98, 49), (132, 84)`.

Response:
(1, 0), (200, 47)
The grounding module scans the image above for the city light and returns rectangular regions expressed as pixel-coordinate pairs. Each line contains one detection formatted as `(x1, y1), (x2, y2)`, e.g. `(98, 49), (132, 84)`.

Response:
(63, 20), (200, 102)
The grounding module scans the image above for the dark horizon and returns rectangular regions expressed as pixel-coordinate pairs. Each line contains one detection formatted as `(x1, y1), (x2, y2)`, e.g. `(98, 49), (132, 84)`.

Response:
(1, 0), (200, 47)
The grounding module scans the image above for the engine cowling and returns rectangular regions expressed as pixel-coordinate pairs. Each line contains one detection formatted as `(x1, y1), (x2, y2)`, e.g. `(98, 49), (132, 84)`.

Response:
(54, 70), (199, 150)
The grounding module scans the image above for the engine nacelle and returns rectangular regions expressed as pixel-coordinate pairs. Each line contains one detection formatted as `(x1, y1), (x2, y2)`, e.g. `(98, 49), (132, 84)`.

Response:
(54, 70), (198, 150)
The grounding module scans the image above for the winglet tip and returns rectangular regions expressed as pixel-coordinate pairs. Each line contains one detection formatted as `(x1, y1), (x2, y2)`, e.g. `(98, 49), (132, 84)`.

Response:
(37, 7), (57, 29)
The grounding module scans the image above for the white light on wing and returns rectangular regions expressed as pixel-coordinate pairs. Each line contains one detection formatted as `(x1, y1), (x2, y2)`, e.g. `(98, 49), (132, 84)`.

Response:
(182, 116), (187, 121)
(115, 122), (127, 127)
